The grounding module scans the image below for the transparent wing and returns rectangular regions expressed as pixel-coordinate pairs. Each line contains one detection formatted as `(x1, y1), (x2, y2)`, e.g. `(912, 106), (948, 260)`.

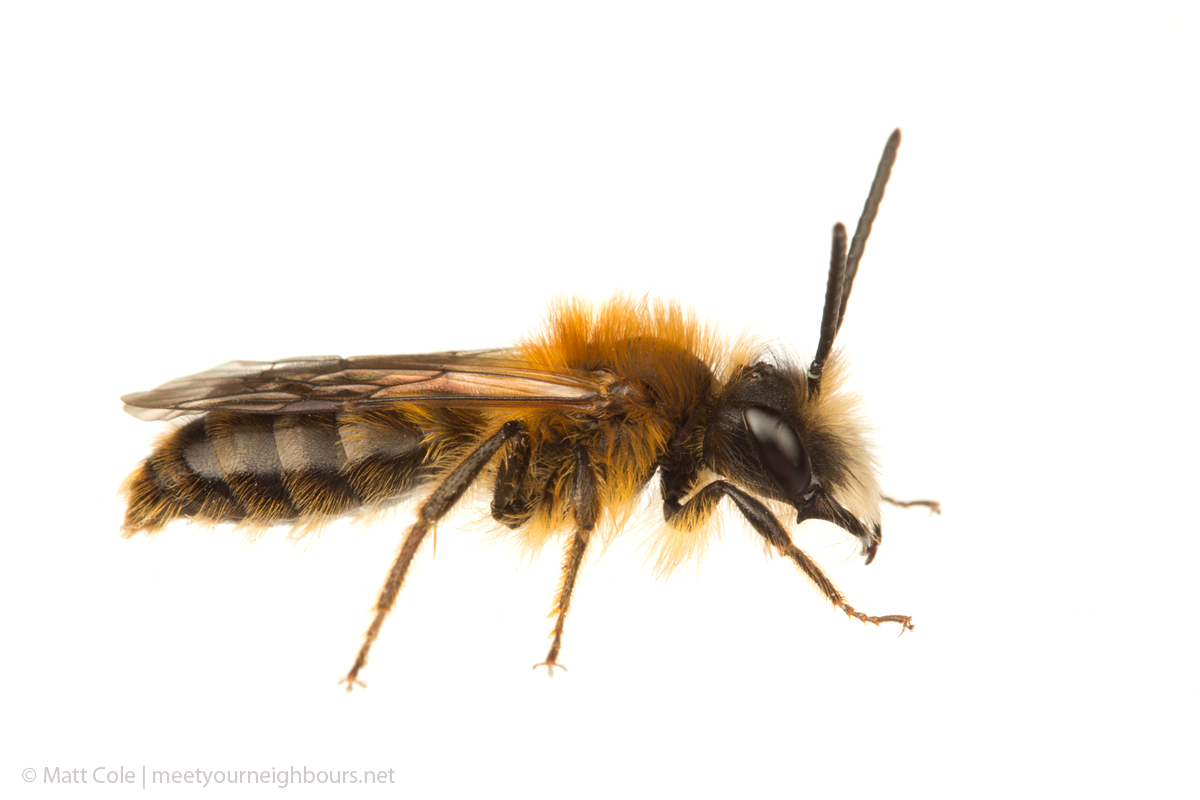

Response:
(122, 348), (610, 421)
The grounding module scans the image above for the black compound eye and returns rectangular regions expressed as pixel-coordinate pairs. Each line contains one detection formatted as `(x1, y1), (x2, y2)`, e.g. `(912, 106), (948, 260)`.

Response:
(743, 405), (812, 500)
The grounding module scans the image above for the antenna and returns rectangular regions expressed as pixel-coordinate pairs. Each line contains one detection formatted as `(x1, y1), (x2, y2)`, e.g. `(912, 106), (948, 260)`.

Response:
(807, 129), (902, 393)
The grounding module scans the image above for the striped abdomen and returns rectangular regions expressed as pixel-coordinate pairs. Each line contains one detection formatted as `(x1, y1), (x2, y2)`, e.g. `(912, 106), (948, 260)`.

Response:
(122, 410), (462, 535)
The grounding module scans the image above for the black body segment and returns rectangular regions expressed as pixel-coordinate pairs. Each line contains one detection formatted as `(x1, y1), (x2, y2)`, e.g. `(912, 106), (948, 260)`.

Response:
(123, 411), (438, 535)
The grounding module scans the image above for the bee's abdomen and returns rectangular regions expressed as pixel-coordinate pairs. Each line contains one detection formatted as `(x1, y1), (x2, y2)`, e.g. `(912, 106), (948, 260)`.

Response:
(122, 411), (432, 535)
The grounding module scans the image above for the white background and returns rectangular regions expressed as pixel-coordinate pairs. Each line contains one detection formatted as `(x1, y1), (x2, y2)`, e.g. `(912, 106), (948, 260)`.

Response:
(3, 3), (1197, 798)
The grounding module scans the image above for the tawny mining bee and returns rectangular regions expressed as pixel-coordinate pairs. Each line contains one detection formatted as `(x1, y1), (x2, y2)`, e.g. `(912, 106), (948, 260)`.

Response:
(122, 129), (935, 689)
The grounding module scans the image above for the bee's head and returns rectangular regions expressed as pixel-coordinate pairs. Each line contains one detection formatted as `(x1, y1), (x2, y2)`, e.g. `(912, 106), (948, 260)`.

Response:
(705, 128), (899, 563)
(704, 357), (882, 562)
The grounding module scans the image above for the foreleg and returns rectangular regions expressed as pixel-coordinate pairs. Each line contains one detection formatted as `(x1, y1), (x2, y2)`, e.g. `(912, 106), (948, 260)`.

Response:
(665, 479), (914, 633)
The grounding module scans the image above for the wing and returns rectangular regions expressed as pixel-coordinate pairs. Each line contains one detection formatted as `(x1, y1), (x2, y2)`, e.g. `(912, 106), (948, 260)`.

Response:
(122, 348), (611, 421)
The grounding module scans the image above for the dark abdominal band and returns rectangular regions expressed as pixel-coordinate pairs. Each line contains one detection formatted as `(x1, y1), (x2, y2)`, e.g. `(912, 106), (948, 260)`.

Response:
(127, 412), (435, 530)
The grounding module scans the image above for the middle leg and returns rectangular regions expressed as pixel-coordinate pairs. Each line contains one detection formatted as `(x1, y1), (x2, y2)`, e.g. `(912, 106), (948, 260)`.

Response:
(534, 446), (599, 675)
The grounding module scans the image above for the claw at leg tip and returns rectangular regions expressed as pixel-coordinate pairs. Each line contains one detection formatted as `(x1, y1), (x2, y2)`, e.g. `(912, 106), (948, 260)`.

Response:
(533, 661), (568, 677)
(339, 674), (367, 693)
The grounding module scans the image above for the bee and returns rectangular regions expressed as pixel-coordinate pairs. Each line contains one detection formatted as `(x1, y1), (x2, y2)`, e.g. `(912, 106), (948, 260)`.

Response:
(122, 129), (936, 689)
